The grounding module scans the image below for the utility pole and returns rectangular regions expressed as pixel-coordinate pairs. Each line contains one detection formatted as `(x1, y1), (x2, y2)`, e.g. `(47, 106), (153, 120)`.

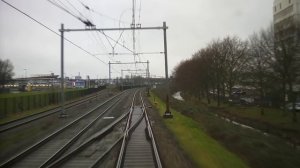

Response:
(59, 24), (66, 117)
(132, 0), (136, 61)
(163, 22), (168, 79)
(108, 61), (111, 84)
(121, 69), (124, 90)
(147, 60), (150, 79)
(163, 21), (172, 118)
(147, 60), (150, 96)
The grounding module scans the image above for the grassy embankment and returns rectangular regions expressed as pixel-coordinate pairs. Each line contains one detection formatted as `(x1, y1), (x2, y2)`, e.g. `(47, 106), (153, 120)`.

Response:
(148, 92), (249, 168)
(150, 88), (300, 168)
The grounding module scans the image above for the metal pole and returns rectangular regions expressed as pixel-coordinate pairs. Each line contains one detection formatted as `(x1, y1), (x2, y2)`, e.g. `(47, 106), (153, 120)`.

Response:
(163, 21), (172, 118)
(163, 22), (169, 79)
(121, 70), (123, 90)
(132, 0), (136, 61)
(147, 60), (150, 96)
(60, 24), (66, 117)
(147, 60), (150, 80)
(109, 61), (111, 84)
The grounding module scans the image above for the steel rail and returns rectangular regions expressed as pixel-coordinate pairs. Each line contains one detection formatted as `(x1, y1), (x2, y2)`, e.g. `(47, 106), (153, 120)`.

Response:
(115, 90), (139, 168)
(115, 90), (162, 168)
(90, 107), (146, 168)
(0, 89), (108, 133)
(141, 92), (163, 168)
(47, 90), (139, 168)
(40, 96), (123, 168)
(0, 91), (126, 167)
(47, 111), (144, 168)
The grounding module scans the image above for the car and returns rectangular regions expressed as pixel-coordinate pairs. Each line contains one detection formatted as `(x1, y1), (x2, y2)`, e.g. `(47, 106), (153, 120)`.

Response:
(240, 97), (255, 105)
(286, 103), (300, 111)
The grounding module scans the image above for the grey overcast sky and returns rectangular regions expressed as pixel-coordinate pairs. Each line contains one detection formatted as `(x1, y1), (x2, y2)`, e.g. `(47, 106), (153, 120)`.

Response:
(0, 0), (274, 79)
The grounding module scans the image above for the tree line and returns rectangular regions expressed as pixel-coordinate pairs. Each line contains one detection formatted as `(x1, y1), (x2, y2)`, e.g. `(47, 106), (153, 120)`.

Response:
(172, 25), (299, 122)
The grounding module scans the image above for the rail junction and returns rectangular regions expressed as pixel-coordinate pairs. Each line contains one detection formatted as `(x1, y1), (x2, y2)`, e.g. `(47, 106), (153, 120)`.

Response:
(0, 88), (162, 168)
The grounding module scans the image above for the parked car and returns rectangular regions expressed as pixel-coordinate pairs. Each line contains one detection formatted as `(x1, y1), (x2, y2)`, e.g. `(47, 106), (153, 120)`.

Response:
(286, 103), (300, 111)
(240, 97), (255, 105)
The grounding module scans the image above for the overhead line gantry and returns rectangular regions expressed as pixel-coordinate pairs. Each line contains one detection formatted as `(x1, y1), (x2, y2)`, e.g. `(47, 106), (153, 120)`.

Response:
(59, 21), (172, 117)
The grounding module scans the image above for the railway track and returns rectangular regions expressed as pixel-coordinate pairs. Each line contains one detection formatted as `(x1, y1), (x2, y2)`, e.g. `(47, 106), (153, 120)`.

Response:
(116, 91), (162, 168)
(0, 89), (134, 167)
(0, 89), (161, 168)
(0, 89), (111, 133)
(43, 90), (140, 168)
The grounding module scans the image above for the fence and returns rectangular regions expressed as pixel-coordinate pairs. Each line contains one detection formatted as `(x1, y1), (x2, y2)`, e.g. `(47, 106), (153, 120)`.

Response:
(0, 87), (105, 118)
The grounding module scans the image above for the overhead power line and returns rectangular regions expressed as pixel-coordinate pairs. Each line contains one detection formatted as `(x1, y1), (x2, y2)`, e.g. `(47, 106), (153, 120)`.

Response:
(77, 0), (130, 24)
(1, 0), (109, 66)
(47, 0), (95, 27)
(50, 0), (121, 68)
(64, 0), (87, 20)
(47, 0), (80, 21)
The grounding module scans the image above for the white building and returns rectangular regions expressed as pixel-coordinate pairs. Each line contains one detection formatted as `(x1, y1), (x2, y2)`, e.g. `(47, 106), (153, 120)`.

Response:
(274, 0), (300, 24)
(273, 0), (300, 42)
(273, 0), (300, 90)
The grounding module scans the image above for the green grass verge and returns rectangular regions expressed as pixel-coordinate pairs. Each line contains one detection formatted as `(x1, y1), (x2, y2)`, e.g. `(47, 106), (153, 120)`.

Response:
(194, 97), (300, 132)
(149, 92), (249, 168)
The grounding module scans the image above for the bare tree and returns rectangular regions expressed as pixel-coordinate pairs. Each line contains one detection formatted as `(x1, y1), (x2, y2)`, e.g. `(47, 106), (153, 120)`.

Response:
(248, 28), (274, 115)
(273, 38), (298, 121)
(0, 59), (14, 89)
(222, 36), (249, 98)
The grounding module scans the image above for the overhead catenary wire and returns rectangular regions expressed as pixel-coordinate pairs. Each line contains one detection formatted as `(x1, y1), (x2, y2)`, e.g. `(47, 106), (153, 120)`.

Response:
(54, 0), (120, 67)
(77, 0), (131, 63)
(77, 0), (130, 25)
(64, 0), (88, 20)
(75, 1), (137, 70)
(137, 0), (143, 66)
(47, 0), (95, 27)
(118, 9), (132, 50)
(54, 0), (73, 14)
(99, 31), (135, 54)
(1, 0), (164, 79)
(1, 0), (122, 74)
(47, 0), (81, 21)
(90, 32), (109, 54)
(58, 0), (123, 70)
(48, 0), (133, 74)
(87, 32), (109, 57)
(131, 0), (146, 70)
(4, 0), (159, 78)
